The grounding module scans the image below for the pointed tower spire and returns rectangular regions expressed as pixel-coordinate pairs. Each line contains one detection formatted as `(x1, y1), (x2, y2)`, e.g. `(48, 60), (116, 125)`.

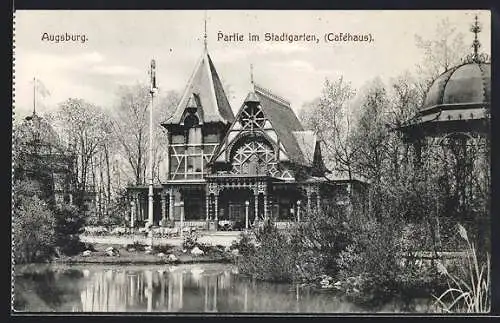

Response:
(244, 63), (260, 104)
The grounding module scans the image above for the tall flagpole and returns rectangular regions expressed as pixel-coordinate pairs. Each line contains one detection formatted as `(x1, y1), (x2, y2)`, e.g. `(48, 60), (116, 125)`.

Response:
(148, 59), (157, 229)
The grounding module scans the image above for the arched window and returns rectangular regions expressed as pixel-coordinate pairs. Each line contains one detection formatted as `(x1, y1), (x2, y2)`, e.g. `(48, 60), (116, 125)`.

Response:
(230, 138), (279, 176)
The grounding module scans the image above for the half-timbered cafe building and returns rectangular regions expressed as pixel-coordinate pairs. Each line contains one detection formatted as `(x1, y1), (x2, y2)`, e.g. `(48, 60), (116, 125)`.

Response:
(127, 48), (366, 231)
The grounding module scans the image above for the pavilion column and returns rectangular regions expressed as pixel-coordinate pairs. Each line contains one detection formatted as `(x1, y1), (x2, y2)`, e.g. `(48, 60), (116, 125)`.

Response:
(306, 189), (312, 213)
(263, 193), (268, 220)
(205, 193), (210, 221)
(136, 195), (141, 221)
(316, 191), (321, 210)
(168, 189), (174, 221)
(160, 193), (167, 226)
(130, 199), (136, 228)
(254, 194), (259, 223)
(214, 194), (219, 220)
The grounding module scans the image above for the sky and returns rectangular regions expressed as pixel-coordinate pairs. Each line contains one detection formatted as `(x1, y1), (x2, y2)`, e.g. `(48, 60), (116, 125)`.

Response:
(14, 10), (491, 121)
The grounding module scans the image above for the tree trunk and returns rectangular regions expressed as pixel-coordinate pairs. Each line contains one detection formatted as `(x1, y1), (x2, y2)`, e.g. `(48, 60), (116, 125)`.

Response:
(104, 144), (111, 217)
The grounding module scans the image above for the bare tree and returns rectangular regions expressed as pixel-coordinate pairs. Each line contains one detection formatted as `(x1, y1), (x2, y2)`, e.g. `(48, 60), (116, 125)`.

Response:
(54, 98), (113, 207)
(300, 77), (358, 181)
(112, 83), (179, 185)
(414, 17), (468, 99)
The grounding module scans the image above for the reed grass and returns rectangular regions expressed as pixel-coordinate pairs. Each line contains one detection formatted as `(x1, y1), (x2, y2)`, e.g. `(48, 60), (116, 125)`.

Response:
(433, 224), (490, 313)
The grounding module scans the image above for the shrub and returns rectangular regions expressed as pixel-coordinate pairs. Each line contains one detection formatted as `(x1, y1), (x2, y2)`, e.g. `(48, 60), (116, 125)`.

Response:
(182, 231), (200, 250)
(236, 220), (298, 282)
(230, 231), (256, 256)
(126, 242), (146, 251)
(12, 195), (56, 263)
(53, 203), (86, 256)
(289, 206), (355, 281)
(336, 217), (405, 304)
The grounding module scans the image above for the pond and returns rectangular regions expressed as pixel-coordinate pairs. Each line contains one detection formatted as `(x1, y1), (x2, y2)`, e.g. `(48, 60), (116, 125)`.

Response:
(13, 263), (436, 313)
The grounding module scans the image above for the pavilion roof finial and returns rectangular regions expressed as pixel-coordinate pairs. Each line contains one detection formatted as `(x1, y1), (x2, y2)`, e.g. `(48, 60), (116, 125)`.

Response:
(464, 14), (489, 64)
(471, 15), (481, 61)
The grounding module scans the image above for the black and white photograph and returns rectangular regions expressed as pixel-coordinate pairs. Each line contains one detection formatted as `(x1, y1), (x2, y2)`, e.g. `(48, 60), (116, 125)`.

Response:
(12, 10), (491, 314)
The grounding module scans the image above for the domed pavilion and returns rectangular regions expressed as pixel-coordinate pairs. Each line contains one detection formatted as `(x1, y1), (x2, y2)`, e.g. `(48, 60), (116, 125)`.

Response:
(14, 110), (76, 205)
(396, 16), (490, 248)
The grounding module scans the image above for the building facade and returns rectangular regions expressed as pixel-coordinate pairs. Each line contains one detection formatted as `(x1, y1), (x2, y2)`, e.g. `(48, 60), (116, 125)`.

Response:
(128, 49), (364, 230)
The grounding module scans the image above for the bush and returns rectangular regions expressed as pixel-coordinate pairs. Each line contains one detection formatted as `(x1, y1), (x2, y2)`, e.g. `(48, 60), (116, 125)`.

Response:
(12, 195), (56, 263)
(336, 218), (397, 304)
(237, 221), (297, 282)
(230, 231), (256, 256)
(289, 206), (356, 281)
(53, 203), (86, 256)
(126, 242), (146, 251)
(182, 231), (200, 250)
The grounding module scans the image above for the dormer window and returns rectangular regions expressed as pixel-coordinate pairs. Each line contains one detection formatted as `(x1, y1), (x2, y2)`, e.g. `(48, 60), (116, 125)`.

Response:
(184, 114), (200, 128)
(240, 103), (265, 130)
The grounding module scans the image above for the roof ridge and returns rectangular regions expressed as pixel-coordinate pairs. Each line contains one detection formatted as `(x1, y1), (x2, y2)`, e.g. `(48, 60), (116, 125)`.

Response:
(204, 53), (219, 118)
(254, 83), (291, 107)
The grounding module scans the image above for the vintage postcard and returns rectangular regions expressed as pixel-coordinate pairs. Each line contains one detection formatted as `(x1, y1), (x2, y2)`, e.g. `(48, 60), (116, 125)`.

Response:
(12, 10), (491, 314)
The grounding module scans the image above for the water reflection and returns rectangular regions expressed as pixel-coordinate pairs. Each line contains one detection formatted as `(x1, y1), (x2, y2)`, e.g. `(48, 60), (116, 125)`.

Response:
(14, 264), (435, 313)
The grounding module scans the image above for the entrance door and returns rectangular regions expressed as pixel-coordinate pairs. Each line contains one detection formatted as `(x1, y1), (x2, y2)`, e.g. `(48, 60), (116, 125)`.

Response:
(228, 203), (244, 221)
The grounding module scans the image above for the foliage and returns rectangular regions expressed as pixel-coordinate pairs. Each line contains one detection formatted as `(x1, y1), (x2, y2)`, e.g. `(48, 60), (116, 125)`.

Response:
(230, 230), (256, 256)
(54, 98), (113, 198)
(237, 221), (297, 282)
(336, 217), (404, 304)
(300, 77), (357, 179)
(12, 194), (56, 263)
(126, 242), (146, 252)
(234, 210), (356, 283)
(289, 207), (356, 281)
(53, 203), (86, 256)
(433, 224), (491, 313)
(182, 230), (200, 250)
(85, 188), (129, 228)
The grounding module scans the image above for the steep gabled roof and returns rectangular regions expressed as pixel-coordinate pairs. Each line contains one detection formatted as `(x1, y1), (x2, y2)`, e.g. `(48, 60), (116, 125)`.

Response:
(254, 85), (307, 165)
(164, 52), (235, 125)
(209, 84), (327, 172)
(292, 131), (316, 165)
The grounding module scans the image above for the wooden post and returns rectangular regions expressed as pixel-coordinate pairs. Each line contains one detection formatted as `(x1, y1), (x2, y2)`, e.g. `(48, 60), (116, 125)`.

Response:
(206, 192), (210, 221)
(263, 193), (268, 220)
(245, 200), (249, 229)
(297, 200), (301, 222)
(130, 200), (136, 228)
(214, 194), (218, 220)
(254, 194), (259, 223)
(316, 192), (321, 210)
(160, 194), (167, 226)
(306, 190), (311, 213)
(169, 189), (174, 221)
(179, 201), (185, 238)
